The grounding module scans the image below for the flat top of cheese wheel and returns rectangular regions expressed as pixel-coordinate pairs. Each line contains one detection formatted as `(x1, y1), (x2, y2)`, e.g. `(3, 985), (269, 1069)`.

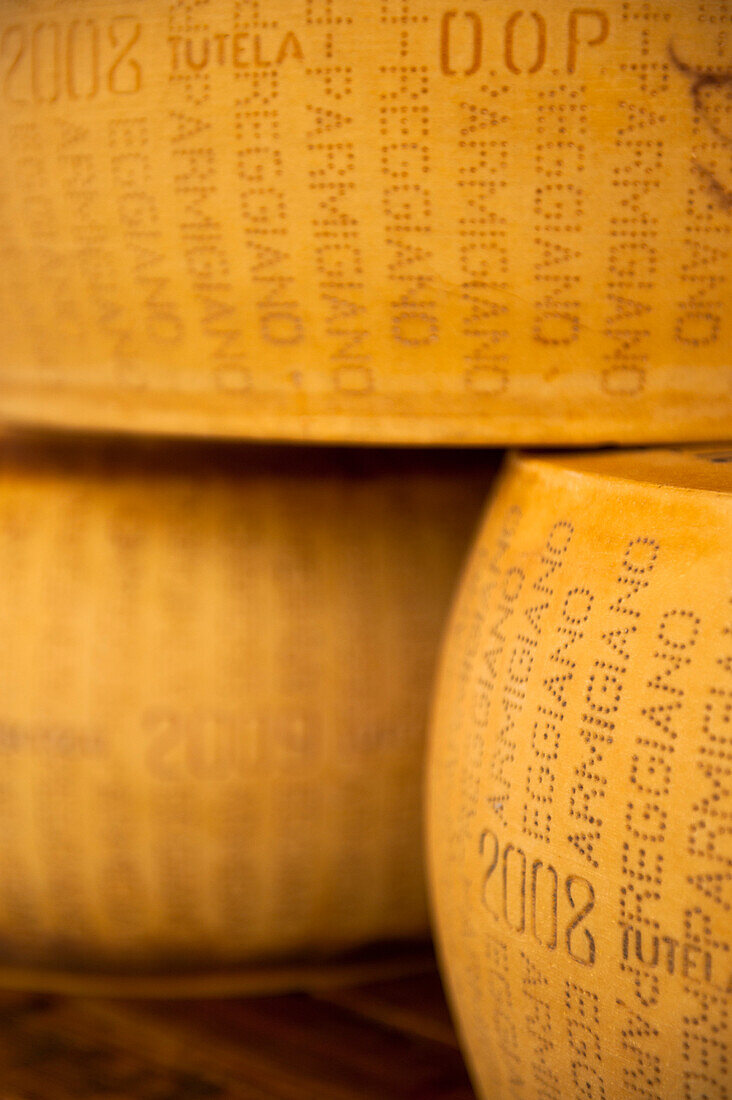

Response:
(522, 446), (732, 496)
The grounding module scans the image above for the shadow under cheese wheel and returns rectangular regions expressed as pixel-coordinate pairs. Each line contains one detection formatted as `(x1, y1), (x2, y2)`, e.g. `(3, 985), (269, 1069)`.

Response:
(0, 1), (731, 443)
(0, 435), (492, 996)
(427, 447), (732, 1100)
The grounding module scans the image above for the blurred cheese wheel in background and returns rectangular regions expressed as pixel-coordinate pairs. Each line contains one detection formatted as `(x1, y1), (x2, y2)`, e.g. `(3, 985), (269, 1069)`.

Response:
(427, 447), (732, 1100)
(0, 436), (491, 995)
(0, 0), (730, 444)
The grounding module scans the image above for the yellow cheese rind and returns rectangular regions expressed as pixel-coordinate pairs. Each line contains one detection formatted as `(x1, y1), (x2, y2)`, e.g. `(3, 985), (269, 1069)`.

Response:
(0, 437), (490, 994)
(1, 1), (731, 443)
(427, 447), (732, 1100)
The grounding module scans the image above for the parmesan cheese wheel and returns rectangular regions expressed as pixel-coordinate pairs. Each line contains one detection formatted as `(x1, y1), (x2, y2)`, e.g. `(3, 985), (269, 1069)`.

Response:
(1, 1), (730, 444)
(0, 436), (490, 995)
(427, 447), (732, 1100)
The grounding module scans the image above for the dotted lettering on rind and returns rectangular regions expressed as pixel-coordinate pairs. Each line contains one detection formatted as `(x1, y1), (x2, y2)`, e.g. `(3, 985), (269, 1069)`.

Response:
(567, 537), (660, 870)
(0, 2), (730, 436)
(431, 448), (731, 1099)
(480, 828), (596, 967)
(1, 18), (143, 106)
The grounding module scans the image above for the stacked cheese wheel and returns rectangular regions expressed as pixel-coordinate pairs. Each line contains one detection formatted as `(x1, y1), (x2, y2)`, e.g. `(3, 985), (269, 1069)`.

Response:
(0, 0), (729, 442)
(0, 437), (490, 994)
(427, 448), (732, 1099)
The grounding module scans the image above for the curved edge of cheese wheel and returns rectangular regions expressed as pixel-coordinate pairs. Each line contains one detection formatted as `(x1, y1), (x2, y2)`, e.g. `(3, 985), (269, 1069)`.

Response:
(425, 445), (732, 1100)
(2, 401), (731, 447)
(0, 941), (436, 1000)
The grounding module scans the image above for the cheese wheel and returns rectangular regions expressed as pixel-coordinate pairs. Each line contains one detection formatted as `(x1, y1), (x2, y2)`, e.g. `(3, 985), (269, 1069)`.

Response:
(427, 447), (732, 1100)
(0, 436), (490, 995)
(1, 1), (730, 444)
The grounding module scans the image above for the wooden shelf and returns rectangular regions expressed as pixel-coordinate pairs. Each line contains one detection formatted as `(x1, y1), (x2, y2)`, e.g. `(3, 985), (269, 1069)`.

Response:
(0, 968), (475, 1099)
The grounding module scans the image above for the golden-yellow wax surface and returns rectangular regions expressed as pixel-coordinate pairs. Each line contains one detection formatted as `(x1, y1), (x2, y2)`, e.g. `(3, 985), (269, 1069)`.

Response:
(0, 1), (730, 442)
(0, 436), (491, 995)
(427, 446), (732, 1100)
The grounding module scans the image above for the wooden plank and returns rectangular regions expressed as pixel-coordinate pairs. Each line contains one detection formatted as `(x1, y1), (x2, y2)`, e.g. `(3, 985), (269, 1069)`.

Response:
(0, 970), (475, 1100)
(313, 971), (461, 1049)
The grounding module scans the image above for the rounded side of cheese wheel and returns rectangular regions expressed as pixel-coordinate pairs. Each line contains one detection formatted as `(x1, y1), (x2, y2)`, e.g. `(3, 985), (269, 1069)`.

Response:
(0, 436), (491, 994)
(0, 1), (730, 443)
(426, 447), (732, 1100)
